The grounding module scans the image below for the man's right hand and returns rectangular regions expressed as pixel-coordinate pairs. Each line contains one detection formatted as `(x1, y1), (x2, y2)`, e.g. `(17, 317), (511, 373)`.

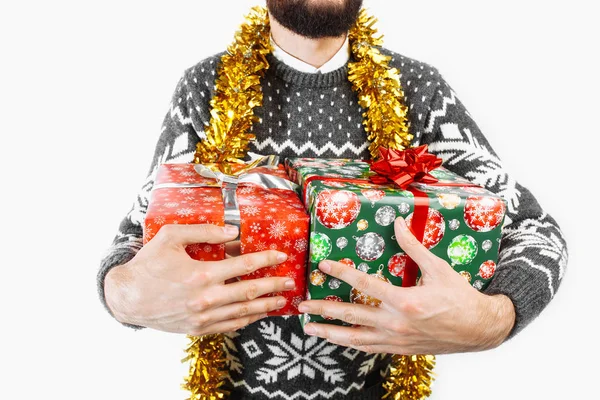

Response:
(104, 224), (293, 335)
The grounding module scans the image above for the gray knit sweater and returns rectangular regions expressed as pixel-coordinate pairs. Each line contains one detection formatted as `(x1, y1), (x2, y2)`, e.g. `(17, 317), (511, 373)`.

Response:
(97, 49), (567, 399)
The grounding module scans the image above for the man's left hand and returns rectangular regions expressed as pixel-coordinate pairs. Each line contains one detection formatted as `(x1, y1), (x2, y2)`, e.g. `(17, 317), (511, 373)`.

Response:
(298, 217), (515, 355)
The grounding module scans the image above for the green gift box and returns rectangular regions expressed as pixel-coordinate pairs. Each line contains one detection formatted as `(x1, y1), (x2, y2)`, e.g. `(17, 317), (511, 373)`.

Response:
(285, 157), (507, 325)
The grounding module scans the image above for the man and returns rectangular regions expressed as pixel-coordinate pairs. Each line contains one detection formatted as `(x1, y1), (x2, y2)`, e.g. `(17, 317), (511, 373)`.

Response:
(98, 0), (567, 398)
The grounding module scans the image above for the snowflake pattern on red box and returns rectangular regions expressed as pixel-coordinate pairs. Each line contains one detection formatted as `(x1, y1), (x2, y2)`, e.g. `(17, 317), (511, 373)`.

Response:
(144, 163), (310, 315)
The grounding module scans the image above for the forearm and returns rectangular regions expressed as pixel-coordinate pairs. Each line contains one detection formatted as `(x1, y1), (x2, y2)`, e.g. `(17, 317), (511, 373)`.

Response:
(98, 238), (144, 329)
(104, 263), (136, 324)
(475, 293), (516, 349)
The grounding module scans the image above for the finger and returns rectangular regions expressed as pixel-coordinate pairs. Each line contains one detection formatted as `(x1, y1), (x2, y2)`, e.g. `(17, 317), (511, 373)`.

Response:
(190, 313), (268, 336)
(332, 340), (439, 356)
(394, 217), (443, 276)
(225, 240), (241, 258)
(303, 323), (384, 353)
(155, 223), (239, 247)
(187, 277), (295, 311)
(298, 300), (383, 327)
(330, 342), (404, 355)
(210, 250), (288, 282)
(193, 296), (286, 327)
(318, 260), (396, 304)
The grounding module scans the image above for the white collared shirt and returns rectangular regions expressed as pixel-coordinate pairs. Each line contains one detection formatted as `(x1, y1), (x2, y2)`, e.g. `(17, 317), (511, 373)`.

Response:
(270, 35), (350, 74)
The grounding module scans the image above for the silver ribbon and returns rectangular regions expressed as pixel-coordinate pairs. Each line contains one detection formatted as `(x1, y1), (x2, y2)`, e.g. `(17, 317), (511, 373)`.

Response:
(194, 164), (299, 236)
(153, 155), (299, 239)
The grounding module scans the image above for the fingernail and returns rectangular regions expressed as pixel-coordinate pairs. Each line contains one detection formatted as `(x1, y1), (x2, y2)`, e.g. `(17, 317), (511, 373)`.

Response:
(298, 303), (309, 313)
(277, 298), (286, 308)
(396, 217), (408, 231)
(319, 261), (331, 273)
(304, 324), (316, 335)
(277, 252), (288, 262)
(224, 225), (238, 235)
(284, 279), (295, 289)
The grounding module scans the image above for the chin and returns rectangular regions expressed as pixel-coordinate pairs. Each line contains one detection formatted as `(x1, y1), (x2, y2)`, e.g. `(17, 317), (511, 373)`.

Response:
(267, 0), (363, 39)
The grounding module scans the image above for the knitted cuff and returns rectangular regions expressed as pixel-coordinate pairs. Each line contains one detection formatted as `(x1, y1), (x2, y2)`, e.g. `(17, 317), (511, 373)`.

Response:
(483, 259), (552, 339)
(97, 247), (145, 330)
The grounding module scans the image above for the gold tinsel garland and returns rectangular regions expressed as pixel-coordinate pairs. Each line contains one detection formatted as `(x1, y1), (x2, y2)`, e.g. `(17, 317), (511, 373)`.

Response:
(181, 335), (229, 399)
(347, 10), (413, 157)
(193, 7), (272, 174)
(382, 355), (436, 399)
(189, 6), (435, 400)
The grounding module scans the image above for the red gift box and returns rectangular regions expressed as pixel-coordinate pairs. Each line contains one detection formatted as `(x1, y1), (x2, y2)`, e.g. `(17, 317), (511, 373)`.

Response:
(143, 163), (310, 315)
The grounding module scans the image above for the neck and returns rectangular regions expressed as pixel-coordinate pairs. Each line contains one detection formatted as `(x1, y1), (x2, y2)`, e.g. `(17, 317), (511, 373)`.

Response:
(269, 15), (347, 69)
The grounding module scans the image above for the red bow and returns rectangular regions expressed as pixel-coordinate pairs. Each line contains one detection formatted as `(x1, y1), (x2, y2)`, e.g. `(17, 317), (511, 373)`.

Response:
(369, 145), (443, 189)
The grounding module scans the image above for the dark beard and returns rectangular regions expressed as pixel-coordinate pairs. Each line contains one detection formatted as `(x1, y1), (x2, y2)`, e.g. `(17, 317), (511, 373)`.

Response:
(266, 0), (363, 38)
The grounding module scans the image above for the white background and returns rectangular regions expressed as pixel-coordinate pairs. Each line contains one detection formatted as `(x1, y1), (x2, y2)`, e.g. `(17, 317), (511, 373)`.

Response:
(1, 0), (598, 398)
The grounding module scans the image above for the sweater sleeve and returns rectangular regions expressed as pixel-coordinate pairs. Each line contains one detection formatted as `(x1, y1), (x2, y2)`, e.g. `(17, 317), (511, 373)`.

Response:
(97, 68), (208, 326)
(419, 74), (568, 338)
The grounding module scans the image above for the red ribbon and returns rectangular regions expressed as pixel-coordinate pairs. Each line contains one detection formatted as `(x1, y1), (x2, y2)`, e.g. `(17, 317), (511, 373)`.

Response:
(368, 146), (443, 287)
(402, 187), (428, 287)
(369, 145), (442, 189)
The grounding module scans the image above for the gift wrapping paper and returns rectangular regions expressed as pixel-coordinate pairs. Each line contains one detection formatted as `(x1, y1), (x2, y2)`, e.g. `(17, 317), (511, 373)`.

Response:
(144, 163), (310, 315)
(285, 158), (507, 325)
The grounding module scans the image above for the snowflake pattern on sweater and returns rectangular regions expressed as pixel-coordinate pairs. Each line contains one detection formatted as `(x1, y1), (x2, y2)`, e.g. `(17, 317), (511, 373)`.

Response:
(97, 49), (567, 399)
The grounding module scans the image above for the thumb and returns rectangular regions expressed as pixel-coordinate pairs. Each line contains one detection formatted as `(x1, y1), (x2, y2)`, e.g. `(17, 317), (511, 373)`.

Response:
(394, 217), (445, 277)
(154, 223), (239, 247)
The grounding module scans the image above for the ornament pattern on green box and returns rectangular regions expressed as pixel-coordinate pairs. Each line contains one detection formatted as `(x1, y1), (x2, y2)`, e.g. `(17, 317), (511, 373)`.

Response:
(286, 158), (507, 325)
